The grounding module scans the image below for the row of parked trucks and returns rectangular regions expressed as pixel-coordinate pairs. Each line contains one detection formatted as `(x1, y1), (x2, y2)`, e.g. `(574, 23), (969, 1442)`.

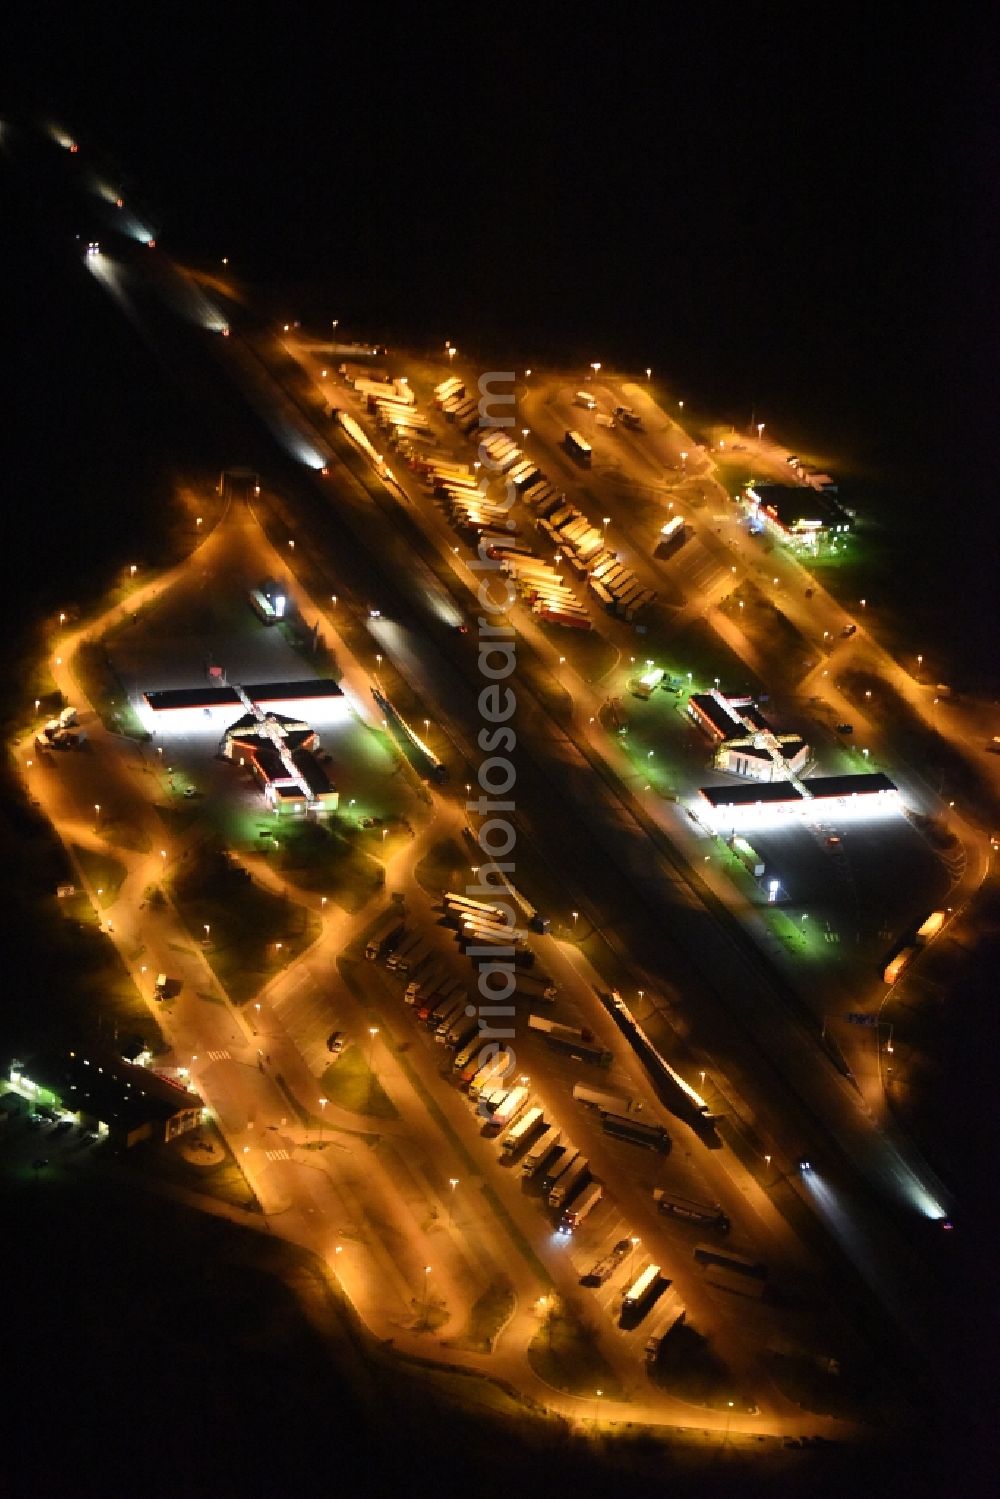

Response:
(441, 892), (556, 989)
(431, 375), (654, 628)
(524, 483), (656, 623)
(453, 1054), (604, 1233)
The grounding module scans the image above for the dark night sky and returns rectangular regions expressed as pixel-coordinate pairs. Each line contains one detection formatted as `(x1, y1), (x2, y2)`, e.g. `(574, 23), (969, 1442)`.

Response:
(4, 5), (995, 676)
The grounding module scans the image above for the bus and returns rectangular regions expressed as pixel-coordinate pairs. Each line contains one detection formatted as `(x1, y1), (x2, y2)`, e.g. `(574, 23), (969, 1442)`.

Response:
(564, 430), (592, 468)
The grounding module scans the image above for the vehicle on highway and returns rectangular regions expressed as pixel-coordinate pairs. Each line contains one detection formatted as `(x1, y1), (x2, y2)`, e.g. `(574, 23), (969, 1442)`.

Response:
(841, 623), (857, 637)
(574, 390), (597, 410)
(326, 1031), (345, 1054)
(836, 722), (854, 735)
(612, 404), (643, 431)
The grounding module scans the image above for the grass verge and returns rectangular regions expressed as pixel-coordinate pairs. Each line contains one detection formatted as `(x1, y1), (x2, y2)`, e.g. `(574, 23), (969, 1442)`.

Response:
(168, 842), (320, 1003)
(449, 1278), (516, 1353)
(319, 1046), (399, 1120)
(527, 1301), (623, 1399)
(70, 844), (127, 906)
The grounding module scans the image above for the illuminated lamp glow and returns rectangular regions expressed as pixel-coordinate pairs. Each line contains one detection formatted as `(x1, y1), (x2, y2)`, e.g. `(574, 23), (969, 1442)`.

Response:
(697, 787), (901, 833)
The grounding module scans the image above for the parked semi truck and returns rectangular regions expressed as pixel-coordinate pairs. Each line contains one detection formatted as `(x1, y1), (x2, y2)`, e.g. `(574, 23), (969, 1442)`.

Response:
(405, 961), (446, 1003)
(603, 1114), (671, 1152)
(386, 930), (421, 971)
(530, 1015), (612, 1067)
(365, 910), (405, 961)
(453, 1036), (481, 1073)
(693, 1243), (766, 1280)
(468, 1054), (512, 1099)
(653, 1191), (730, 1233)
(621, 1263), (662, 1320)
(514, 972), (557, 1002)
(549, 1155), (590, 1209)
(584, 1237), (636, 1287)
(643, 1288), (687, 1362)
(521, 1124), (562, 1179)
(484, 1085), (528, 1134)
(396, 938), (430, 976)
(564, 429), (593, 467)
(572, 1082), (632, 1116)
(446, 1014), (477, 1049)
(540, 1145), (579, 1195)
(501, 1105), (544, 1158)
(558, 1181), (603, 1234)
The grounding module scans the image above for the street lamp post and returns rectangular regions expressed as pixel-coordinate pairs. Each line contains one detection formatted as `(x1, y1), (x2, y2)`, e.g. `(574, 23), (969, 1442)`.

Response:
(448, 1177), (459, 1223)
(367, 1026), (379, 1104)
(422, 1265), (432, 1329)
(318, 1096), (327, 1140)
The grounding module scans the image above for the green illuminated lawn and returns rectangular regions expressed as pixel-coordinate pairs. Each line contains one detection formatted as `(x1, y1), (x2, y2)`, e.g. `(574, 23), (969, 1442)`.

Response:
(319, 1046), (398, 1120)
(415, 836), (469, 897)
(169, 843), (321, 1004)
(268, 819), (386, 912)
(70, 844), (126, 906)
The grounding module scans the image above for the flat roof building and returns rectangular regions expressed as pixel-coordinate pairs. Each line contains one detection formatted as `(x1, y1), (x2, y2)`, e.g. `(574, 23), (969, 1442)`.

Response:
(10, 1052), (203, 1148)
(743, 483), (852, 547)
(697, 771), (900, 828)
